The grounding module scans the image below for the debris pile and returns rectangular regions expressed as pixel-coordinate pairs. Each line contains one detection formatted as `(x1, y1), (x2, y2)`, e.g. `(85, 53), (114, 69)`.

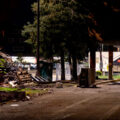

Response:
(17, 70), (32, 84)
(0, 51), (33, 88)
(1, 69), (33, 88)
(0, 51), (54, 88)
(0, 51), (54, 103)
(3, 71), (19, 87)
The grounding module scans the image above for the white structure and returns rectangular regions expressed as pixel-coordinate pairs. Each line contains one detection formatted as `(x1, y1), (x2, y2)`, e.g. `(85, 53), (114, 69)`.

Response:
(11, 56), (36, 64)
(52, 62), (86, 81)
(90, 52), (120, 72)
(53, 62), (71, 81)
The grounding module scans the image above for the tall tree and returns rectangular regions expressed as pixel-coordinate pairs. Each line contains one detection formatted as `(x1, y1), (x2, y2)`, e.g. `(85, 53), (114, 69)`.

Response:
(22, 0), (100, 81)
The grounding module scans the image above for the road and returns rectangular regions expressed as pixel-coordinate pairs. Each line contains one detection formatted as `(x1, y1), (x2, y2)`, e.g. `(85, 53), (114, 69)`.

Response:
(1, 83), (120, 120)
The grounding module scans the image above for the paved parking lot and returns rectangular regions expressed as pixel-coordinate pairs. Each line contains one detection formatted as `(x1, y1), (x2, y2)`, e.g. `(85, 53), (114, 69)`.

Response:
(1, 83), (120, 120)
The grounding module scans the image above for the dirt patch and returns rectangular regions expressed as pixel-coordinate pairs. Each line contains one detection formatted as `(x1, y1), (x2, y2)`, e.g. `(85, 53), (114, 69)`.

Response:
(0, 91), (26, 102)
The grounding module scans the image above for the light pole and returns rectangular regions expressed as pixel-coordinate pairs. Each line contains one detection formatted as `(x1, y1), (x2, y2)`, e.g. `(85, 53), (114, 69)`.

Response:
(36, 0), (40, 76)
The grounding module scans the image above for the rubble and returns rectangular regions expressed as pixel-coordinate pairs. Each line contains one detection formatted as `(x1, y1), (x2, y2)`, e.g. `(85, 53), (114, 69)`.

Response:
(0, 51), (53, 103)
(9, 81), (18, 88)
(0, 68), (33, 88)
(0, 51), (34, 88)
(56, 82), (63, 88)
(17, 70), (32, 84)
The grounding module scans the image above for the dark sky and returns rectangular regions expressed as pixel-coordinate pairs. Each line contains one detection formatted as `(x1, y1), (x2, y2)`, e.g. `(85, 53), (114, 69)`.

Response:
(0, 0), (120, 43)
(0, 0), (35, 29)
(91, 0), (120, 43)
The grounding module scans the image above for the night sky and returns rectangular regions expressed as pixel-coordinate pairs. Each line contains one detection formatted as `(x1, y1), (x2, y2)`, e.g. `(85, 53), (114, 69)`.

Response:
(0, 0), (35, 55)
(0, 0), (120, 41)
(0, 0), (120, 54)
(0, 0), (35, 29)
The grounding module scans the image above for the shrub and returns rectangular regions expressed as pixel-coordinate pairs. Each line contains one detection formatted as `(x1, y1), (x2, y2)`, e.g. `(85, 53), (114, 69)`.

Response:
(96, 71), (102, 76)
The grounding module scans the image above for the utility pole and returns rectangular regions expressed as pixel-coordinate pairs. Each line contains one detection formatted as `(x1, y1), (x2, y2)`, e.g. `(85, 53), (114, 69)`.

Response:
(36, 0), (40, 76)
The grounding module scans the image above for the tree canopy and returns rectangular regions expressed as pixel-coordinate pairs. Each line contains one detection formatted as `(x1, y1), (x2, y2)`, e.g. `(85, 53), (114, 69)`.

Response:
(22, 0), (99, 60)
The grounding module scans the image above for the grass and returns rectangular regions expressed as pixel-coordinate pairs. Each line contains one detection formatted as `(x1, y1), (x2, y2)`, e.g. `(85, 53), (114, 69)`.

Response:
(99, 75), (120, 80)
(0, 87), (18, 92)
(20, 88), (48, 96)
(98, 75), (108, 79)
(0, 87), (49, 96)
(113, 75), (120, 79)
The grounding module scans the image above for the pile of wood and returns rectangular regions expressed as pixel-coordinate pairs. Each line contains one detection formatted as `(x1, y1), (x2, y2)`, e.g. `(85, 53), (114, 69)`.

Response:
(0, 69), (33, 88)
(17, 70), (33, 84)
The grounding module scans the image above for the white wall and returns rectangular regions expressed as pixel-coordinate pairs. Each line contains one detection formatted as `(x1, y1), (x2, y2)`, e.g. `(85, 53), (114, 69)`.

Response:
(89, 52), (120, 72)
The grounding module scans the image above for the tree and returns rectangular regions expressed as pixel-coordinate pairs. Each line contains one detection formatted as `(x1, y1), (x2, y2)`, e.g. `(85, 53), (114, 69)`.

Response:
(22, 0), (100, 81)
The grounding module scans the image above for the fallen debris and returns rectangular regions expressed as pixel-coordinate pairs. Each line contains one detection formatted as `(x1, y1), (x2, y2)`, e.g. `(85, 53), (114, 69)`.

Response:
(10, 104), (20, 107)
(56, 82), (63, 88)
(17, 70), (33, 84)
(9, 81), (18, 87)
(0, 51), (34, 88)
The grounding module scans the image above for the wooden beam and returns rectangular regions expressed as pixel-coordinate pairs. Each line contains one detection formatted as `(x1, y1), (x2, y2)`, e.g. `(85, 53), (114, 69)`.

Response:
(95, 79), (120, 85)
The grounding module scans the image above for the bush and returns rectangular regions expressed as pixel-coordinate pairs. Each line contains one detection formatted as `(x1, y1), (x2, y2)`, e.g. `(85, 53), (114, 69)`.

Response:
(0, 58), (6, 68)
(96, 71), (102, 76)
(0, 58), (7, 75)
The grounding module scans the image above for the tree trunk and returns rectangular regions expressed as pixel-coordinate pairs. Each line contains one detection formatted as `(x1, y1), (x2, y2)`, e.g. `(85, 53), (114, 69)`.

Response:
(109, 45), (113, 80)
(36, 0), (40, 77)
(61, 51), (65, 80)
(100, 44), (103, 73)
(68, 54), (73, 80)
(89, 48), (96, 85)
(72, 55), (78, 81)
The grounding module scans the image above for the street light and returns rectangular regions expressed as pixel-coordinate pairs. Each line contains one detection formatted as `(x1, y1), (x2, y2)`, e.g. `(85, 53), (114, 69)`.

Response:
(36, 0), (40, 76)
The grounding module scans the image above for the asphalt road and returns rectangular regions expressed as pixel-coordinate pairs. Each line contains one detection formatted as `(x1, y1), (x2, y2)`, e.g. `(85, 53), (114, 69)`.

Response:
(1, 83), (120, 120)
